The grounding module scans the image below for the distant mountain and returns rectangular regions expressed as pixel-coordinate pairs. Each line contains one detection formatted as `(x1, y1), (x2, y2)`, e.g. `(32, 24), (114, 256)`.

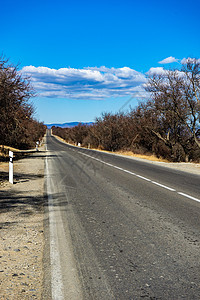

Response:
(45, 122), (94, 129)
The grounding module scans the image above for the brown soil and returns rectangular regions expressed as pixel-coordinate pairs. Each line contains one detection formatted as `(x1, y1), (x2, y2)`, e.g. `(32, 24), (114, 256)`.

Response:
(0, 147), (45, 299)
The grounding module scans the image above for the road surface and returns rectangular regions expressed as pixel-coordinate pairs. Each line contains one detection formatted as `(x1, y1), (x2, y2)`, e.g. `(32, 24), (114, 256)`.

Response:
(45, 130), (200, 299)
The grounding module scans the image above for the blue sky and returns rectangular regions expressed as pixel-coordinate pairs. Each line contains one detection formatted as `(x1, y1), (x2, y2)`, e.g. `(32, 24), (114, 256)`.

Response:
(1, 0), (200, 124)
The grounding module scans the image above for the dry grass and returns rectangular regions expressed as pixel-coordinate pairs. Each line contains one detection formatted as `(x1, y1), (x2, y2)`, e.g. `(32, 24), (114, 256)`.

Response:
(53, 135), (169, 163)
(53, 135), (68, 143)
(0, 162), (9, 187)
(0, 161), (8, 170)
(0, 145), (35, 153)
(114, 151), (169, 162)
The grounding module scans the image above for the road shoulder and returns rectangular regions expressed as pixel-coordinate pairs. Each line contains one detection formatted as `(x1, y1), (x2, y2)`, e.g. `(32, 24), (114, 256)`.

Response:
(0, 149), (46, 299)
(53, 134), (200, 176)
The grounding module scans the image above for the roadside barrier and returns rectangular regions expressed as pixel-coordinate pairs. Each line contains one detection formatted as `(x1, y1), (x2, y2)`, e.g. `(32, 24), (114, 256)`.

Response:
(9, 151), (13, 184)
(0, 140), (42, 184)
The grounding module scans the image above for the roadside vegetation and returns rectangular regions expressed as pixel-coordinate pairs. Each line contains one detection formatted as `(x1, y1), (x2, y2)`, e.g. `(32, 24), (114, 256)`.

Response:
(53, 58), (200, 162)
(0, 56), (46, 153)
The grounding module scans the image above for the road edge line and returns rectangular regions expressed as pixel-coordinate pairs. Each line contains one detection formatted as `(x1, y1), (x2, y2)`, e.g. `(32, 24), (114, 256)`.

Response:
(46, 151), (65, 300)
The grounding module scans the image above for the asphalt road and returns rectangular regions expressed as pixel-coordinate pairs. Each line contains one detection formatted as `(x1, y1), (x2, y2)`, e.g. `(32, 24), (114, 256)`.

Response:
(45, 130), (200, 299)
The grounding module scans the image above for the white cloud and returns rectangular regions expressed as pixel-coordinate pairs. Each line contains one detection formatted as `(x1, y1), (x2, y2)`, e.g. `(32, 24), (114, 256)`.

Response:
(158, 56), (179, 64)
(21, 66), (147, 100)
(146, 67), (166, 76)
(146, 67), (187, 82)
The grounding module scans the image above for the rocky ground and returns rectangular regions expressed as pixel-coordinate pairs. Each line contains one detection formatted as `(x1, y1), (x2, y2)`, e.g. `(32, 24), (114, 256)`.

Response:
(0, 148), (45, 299)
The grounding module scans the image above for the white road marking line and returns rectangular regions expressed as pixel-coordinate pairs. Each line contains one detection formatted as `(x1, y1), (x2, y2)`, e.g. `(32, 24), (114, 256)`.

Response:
(123, 169), (136, 175)
(105, 163), (113, 167)
(78, 150), (200, 204)
(178, 192), (200, 203)
(113, 166), (123, 171)
(46, 156), (65, 300)
(152, 181), (176, 191)
(136, 175), (151, 182)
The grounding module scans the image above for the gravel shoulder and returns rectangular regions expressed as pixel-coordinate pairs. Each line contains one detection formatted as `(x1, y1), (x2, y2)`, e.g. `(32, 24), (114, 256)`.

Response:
(0, 147), (46, 299)
(114, 153), (200, 175)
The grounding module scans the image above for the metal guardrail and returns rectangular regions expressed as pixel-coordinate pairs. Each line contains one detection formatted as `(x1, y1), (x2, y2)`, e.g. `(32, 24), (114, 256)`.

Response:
(0, 145), (36, 157)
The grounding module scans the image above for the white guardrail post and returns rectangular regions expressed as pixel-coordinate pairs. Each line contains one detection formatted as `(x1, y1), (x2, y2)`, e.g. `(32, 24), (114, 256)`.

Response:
(36, 141), (39, 152)
(9, 150), (14, 184)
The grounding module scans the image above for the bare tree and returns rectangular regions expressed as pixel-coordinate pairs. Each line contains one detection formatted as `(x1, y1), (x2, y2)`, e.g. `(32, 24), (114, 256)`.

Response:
(52, 59), (200, 162)
(180, 59), (200, 148)
(0, 56), (45, 149)
(146, 58), (200, 157)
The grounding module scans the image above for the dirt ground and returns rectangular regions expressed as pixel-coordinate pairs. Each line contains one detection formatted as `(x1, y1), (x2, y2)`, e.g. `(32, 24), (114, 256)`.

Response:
(0, 148), (46, 300)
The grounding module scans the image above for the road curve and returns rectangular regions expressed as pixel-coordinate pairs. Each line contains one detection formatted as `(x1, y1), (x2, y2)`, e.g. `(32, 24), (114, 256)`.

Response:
(45, 130), (200, 299)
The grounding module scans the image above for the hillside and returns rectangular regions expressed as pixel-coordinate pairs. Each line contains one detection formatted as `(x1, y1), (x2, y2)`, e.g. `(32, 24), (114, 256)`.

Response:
(45, 122), (93, 129)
